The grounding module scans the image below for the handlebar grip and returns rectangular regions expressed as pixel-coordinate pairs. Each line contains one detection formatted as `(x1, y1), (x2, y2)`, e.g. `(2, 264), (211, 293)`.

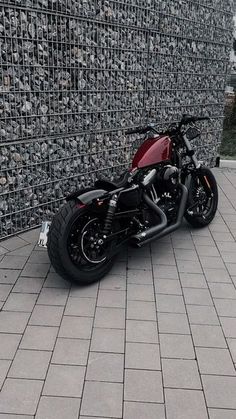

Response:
(195, 116), (210, 121)
(125, 127), (149, 135)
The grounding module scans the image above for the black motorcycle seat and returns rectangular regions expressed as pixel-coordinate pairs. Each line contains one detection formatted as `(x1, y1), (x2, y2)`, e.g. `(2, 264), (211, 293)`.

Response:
(95, 170), (130, 191)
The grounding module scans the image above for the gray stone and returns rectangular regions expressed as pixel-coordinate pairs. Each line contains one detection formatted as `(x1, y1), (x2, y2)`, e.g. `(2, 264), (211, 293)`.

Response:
(59, 316), (93, 339)
(160, 334), (195, 359)
(187, 305), (219, 326)
(65, 297), (96, 317)
(0, 284), (12, 301)
(0, 334), (21, 360)
(94, 307), (125, 329)
(36, 396), (81, 419)
(3, 293), (37, 312)
(91, 328), (125, 353)
(127, 300), (156, 321)
(0, 378), (43, 415)
(124, 369), (163, 403)
(162, 359), (202, 389)
(165, 388), (208, 419)
(20, 325), (58, 350)
(126, 320), (158, 343)
(13, 277), (44, 294)
(123, 402), (165, 419)
(29, 305), (64, 326)
(0, 312), (30, 334)
(43, 364), (85, 397)
(125, 342), (161, 370)
(8, 350), (51, 379)
(158, 312), (190, 334)
(202, 375), (236, 409)
(156, 294), (186, 313)
(196, 347), (235, 376)
(38, 287), (69, 306)
(21, 263), (50, 278)
(97, 289), (126, 308)
(0, 360), (11, 388)
(0, 270), (19, 284)
(81, 381), (123, 417)
(191, 324), (227, 348)
(52, 338), (89, 365)
(86, 352), (124, 382)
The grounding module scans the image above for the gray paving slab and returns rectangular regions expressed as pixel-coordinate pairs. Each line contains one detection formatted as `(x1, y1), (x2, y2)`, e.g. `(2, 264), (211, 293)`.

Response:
(126, 300), (156, 321)
(59, 316), (93, 339)
(0, 256), (28, 270)
(86, 352), (124, 382)
(91, 328), (125, 353)
(29, 304), (64, 326)
(165, 388), (208, 419)
(202, 375), (236, 409)
(124, 369), (163, 403)
(20, 325), (58, 350)
(0, 378), (43, 415)
(8, 349), (51, 379)
(0, 269), (20, 284)
(43, 364), (85, 397)
(126, 320), (158, 343)
(196, 347), (235, 376)
(158, 312), (190, 334)
(162, 358), (202, 389)
(52, 338), (90, 365)
(12, 276), (44, 294)
(0, 334), (21, 360)
(21, 262), (50, 278)
(35, 396), (81, 419)
(125, 342), (161, 370)
(3, 292), (37, 312)
(123, 401), (165, 419)
(80, 381), (123, 418)
(65, 296), (96, 317)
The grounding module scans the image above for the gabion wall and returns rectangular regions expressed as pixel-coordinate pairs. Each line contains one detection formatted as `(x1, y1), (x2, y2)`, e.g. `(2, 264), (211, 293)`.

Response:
(0, 0), (233, 237)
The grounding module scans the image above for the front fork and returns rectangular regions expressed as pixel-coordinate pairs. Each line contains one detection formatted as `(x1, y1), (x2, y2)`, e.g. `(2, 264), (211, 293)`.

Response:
(183, 134), (201, 169)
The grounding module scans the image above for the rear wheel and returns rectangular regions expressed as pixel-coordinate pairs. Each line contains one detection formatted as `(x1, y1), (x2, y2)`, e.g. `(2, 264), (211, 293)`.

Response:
(47, 201), (116, 285)
(185, 166), (218, 228)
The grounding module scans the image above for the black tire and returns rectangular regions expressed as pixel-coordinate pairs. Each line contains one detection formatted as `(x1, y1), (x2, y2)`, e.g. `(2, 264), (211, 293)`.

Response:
(47, 200), (115, 285)
(185, 166), (218, 228)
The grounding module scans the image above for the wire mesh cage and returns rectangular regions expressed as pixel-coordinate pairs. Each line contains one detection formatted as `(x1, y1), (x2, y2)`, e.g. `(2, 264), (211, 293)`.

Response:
(0, 0), (234, 237)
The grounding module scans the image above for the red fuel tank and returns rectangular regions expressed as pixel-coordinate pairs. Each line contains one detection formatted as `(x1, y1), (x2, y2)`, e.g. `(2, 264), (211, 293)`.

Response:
(132, 135), (172, 169)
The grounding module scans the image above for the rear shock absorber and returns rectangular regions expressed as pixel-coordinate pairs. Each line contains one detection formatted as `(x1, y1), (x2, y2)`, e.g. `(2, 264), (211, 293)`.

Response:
(103, 194), (118, 236)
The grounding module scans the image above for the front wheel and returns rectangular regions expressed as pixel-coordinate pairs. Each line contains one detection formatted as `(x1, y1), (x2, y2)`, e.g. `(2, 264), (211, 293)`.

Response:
(185, 166), (218, 228)
(47, 201), (116, 285)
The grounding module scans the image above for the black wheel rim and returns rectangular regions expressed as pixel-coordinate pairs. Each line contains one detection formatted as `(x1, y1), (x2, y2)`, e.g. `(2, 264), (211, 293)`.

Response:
(67, 214), (109, 271)
(192, 176), (214, 219)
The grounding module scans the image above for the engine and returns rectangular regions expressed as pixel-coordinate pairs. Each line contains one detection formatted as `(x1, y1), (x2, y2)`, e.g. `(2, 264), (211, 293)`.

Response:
(156, 165), (180, 192)
(148, 165), (181, 224)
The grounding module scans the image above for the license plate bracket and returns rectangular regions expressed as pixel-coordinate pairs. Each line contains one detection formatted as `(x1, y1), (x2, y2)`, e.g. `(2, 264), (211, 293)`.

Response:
(38, 221), (51, 248)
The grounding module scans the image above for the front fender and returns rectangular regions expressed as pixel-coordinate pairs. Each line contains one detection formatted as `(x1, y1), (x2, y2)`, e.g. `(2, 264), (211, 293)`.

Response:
(66, 188), (107, 205)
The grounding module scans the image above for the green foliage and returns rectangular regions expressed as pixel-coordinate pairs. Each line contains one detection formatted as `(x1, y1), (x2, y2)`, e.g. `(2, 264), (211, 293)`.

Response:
(220, 128), (236, 158)
(221, 95), (236, 158)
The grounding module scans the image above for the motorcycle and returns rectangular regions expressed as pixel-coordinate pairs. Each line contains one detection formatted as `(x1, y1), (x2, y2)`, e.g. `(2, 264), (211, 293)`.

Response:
(45, 114), (218, 284)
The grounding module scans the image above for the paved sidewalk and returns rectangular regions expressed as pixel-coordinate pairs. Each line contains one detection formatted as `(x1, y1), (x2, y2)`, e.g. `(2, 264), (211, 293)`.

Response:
(0, 168), (236, 418)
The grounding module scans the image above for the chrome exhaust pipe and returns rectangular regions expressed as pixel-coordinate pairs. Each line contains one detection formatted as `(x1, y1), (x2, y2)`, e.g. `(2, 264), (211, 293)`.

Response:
(134, 184), (188, 247)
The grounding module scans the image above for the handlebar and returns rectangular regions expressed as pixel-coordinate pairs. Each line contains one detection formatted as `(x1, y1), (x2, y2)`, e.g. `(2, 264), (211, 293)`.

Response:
(125, 126), (156, 135)
(125, 115), (210, 136)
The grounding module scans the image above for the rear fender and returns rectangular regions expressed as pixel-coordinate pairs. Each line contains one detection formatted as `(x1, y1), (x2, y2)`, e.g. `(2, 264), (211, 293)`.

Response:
(66, 188), (107, 205)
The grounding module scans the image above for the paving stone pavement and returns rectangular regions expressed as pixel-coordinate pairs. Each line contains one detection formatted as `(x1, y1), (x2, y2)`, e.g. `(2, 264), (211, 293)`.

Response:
(0, 168), (236, 418)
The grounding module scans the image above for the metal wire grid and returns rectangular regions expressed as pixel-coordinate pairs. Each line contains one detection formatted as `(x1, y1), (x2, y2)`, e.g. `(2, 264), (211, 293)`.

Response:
(0, 1), (234, 237)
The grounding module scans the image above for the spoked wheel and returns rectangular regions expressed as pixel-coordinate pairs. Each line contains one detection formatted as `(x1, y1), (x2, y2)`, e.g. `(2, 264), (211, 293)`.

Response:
(47, 201), (116, 285)
(185, 166), (218, 228)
